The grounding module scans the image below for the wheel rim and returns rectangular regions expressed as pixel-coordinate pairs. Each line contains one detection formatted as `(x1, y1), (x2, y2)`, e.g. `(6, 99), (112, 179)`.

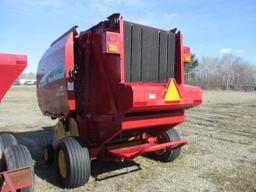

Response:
(58, 150), (67, 178)
(43, 148), (48, 161)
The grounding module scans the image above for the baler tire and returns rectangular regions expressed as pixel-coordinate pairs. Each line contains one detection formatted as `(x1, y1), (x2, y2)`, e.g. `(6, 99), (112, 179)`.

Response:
(0, 133), (18, 156)
(149, 128), (181, 162)
(43, 144), (54, 165)
(3, 144), (34, 192)
(56, 137), (91, 188)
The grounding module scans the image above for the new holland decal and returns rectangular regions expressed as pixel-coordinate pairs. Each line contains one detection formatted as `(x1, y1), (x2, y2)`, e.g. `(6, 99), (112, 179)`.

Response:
(38, 61), (65, 88)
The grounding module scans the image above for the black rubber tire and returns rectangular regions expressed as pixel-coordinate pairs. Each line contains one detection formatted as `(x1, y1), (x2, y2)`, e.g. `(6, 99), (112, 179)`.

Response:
(43, 144), (54, 165)
(0, 133), (18, 156)
(3, 145), (34, 192)
(55, 137), (91, 188)
(148, 128), (181, 162)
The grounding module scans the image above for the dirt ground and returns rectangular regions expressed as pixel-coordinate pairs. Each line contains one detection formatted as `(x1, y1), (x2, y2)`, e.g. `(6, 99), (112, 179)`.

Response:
(0, 86), (255, 192)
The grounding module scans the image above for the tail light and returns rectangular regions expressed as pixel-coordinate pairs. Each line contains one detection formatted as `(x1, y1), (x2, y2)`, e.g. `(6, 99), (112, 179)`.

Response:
(183, 46), (191, 63)
(103, 32), (120, 54)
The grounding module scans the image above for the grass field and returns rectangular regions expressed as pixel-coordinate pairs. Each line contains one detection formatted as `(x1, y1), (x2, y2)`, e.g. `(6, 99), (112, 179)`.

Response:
(0, 86), (255, 192)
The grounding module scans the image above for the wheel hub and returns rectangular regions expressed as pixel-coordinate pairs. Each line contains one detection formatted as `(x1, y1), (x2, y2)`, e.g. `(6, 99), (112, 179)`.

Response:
(43, 148), (48, 161)
(58, 150), (67, 178)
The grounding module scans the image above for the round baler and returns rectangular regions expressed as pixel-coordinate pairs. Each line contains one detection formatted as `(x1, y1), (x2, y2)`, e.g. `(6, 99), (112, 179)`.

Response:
(37, 13), (202, 188)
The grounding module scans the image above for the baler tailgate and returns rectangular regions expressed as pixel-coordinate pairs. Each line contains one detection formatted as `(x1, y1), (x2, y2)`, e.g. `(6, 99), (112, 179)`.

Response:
(124, 21), (176, 83)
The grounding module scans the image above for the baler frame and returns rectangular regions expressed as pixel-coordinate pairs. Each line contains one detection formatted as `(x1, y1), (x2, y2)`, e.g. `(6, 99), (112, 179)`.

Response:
(107, 138), (188, 159)
(38, 13), (202, 159)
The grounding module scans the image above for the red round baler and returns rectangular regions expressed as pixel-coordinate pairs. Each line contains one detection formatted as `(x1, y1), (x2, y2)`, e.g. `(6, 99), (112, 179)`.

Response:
(37, 14), (202, 188)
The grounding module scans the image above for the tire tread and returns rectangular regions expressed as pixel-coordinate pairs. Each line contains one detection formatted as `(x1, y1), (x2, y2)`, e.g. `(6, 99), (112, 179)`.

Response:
(148, 128), (181, 162)
(3, 145), (34, 192)
(56, 137), (91, 188)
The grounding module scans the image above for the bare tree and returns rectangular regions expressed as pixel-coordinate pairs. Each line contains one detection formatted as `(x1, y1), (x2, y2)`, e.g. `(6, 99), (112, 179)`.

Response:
(185, 54), (256, 90)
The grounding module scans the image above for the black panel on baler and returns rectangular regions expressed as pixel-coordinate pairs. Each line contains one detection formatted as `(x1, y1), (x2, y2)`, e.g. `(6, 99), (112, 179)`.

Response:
(167, 33), (176, 80)
(124, 21), (176, 83)
(141, 27), (159, 82)
(131, 24), (142, 82)
(159, 31), (168, 82)
(124, 23), (131, 81)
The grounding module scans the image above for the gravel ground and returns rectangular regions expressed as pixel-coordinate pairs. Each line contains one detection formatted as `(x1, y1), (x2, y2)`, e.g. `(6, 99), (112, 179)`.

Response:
(0, 86), (255, 192)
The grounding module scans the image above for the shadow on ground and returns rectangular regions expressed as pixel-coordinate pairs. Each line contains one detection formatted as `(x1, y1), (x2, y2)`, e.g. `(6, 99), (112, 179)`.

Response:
(2, 129), (142, 188)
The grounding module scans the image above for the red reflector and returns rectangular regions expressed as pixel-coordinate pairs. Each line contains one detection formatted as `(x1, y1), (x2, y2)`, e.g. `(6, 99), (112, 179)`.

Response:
(134, 101), (148, 106)
(108, 34), (118, 42)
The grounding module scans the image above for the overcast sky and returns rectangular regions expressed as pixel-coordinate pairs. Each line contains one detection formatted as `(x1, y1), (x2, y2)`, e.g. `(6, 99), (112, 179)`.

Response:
(0, 0), (255, 72)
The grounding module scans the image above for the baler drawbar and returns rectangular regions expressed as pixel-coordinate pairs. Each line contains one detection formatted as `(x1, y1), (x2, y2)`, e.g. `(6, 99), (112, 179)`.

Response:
(37, 13), (202, 188)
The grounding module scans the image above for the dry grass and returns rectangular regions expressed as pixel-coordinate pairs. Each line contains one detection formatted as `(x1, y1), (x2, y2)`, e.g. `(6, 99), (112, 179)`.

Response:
(0, 86), (255, 192)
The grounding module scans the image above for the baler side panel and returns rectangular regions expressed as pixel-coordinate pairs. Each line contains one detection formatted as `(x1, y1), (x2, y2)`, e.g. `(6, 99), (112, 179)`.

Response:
(37, 32), (76, 117)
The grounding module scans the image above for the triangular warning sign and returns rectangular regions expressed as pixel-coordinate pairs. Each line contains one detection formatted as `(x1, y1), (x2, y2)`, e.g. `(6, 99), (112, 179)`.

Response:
(164, 79), (181, 101)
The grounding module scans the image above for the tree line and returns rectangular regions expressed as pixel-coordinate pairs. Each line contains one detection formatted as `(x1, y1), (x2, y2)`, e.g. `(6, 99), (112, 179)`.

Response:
(20, 72), (36, 80)
(185, 54), (256, 91)
(20, 54), (256, 91)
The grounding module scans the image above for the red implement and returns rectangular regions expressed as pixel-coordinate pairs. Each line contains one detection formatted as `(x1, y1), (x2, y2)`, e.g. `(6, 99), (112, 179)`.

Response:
(0, 167), (32, 192)
(37, 13), (202, 161)
(0, 53), (27, 101)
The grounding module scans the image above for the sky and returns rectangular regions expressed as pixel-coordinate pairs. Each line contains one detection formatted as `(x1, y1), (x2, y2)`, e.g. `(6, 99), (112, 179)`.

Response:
(0, 0), (255, 72)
